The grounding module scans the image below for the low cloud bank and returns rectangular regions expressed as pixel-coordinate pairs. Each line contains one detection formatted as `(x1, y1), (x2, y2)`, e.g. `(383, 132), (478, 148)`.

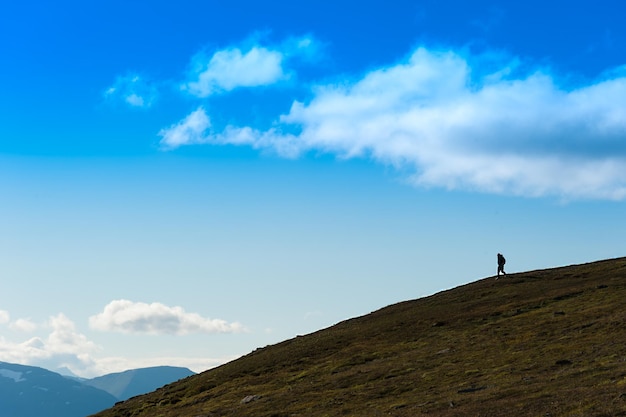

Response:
(0, 313), (100, 377)
(0, 303), (243, 378)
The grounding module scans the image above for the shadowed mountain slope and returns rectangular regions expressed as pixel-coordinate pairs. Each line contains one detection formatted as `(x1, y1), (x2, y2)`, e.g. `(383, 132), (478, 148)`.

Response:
(91, 257), (626, 416)
(83, 366), (195, 401)
(0, 361), (117, 417)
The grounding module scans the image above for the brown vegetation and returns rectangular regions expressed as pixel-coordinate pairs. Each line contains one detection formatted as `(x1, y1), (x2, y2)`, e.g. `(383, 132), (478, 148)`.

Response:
(91, 257), (626, 417)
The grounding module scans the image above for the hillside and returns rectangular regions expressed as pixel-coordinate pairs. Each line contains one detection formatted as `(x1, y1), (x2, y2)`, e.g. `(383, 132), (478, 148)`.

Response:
(91, 257), (626, 416)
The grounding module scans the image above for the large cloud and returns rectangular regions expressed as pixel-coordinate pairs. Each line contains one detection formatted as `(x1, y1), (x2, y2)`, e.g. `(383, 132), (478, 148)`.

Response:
(89, 300), (244, 335)
(160, 46), (626, 200)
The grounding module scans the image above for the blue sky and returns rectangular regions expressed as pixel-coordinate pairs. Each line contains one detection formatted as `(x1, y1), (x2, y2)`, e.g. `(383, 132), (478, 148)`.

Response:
(1, 0), (626, 377)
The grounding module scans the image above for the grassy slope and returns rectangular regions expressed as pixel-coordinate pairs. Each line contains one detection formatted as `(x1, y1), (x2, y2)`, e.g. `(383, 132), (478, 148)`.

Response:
(91, 257), (626, 417)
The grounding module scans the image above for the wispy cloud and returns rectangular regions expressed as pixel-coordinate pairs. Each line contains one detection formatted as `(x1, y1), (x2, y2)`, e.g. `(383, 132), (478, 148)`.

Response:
(9, 318), (37, 332)
(181, 35), (319, 97)
(158, 107), (212, 149)
(304, 310), (323, 320)
(104, 74), (157, 108)
(89, 299), (244, 335)
(0, 311), (38, 332)
(158, 106), (301, 156)
(0, 310), (9, 325)
(161, 46), (626, 200)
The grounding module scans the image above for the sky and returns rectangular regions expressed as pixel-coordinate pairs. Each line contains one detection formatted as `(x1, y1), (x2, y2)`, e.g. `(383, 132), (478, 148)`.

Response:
(1, 0), (626, 378)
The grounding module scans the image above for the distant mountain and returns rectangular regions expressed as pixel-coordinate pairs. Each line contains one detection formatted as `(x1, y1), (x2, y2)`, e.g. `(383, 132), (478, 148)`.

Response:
(83, 366), (195, 401)
(0, 362), (196, 417)
(0, 361), (116, 417)
(56, 366), (84, 380)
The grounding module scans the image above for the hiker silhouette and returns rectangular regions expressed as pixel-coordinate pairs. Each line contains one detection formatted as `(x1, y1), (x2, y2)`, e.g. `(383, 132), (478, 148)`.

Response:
(497, 253), (506, 277)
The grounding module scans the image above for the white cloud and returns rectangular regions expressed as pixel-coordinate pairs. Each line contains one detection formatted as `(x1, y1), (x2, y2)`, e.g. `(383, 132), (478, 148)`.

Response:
(9, 318), (37, 332)
(0, 311), (239, 378)
(0, 312), (38, 332)
(158, 107), (212, 149)
(0, 313), (100, 377)
(183, 46), (286, 97)
(158, 106), (301, 156)
(125, 93), (145, 107)
(104, 74), (157, 108)
(0, 310), (9, 324)
(181, 35), (320, 97)
(161, 46), (626, 200)
(89, 300), (244, 335)
(47, 314), (99, 354)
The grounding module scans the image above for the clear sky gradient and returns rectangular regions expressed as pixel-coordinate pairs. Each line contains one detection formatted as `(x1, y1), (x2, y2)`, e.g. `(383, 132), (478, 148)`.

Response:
(1, 0), (626, 377)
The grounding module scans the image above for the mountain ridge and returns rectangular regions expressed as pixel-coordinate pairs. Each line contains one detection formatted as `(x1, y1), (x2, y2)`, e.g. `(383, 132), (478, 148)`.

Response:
(83, 366), (195, 400)
(91, 257), (626, 416)
(0, 362), (195, 417)
(0, 361), (117, 417)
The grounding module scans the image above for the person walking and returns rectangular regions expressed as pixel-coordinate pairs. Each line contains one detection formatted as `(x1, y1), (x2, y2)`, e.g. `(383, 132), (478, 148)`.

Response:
(496, 253), (506, 278)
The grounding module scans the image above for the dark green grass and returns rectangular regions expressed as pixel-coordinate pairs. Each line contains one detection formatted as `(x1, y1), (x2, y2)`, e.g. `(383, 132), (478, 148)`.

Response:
(91, 257), (626, 417)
